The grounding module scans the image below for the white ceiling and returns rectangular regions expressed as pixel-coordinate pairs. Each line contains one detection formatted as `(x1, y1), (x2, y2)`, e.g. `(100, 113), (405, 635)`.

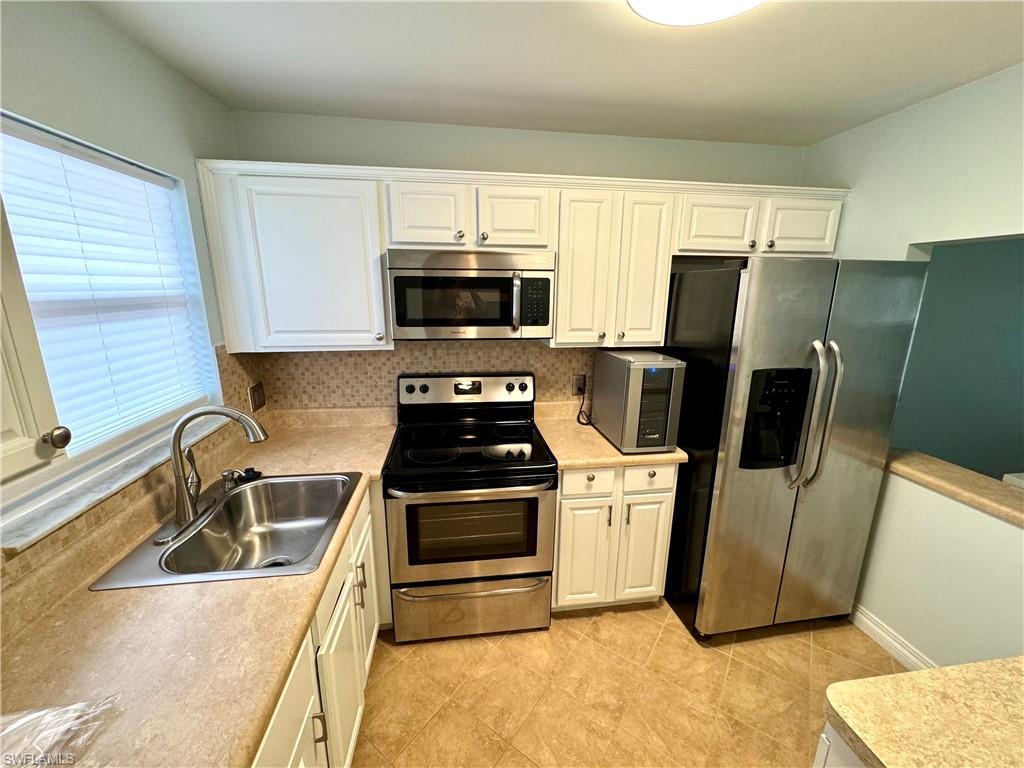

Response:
(96, 0), (1023, 146)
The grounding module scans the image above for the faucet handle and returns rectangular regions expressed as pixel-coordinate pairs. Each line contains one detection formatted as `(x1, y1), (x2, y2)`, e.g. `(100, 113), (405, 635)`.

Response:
(183, 447), (201, 502)
(221, 468), (243, 491)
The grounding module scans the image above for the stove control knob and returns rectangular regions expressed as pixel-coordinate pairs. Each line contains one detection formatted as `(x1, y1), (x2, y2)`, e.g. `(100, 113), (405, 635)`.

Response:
(419, 384), (430, 394)
(518, 382), (528, 392)
(505, 382), (515, 392)
(517, 449), (526, 459)
(505, 450), (514, 459)
(405, 384), (416, 394)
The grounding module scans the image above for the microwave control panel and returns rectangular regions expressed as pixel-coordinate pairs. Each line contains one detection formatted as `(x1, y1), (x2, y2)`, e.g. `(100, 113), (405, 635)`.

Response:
(521, 278), (551, 327)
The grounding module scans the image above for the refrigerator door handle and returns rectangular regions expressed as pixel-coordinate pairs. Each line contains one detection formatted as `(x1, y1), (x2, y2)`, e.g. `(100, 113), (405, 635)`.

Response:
(788, 339), (830, 489)
(803, 340), (845, 488)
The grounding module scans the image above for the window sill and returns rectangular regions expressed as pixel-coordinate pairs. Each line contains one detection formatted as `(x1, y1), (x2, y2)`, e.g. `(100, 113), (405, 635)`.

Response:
(0, 419), (223, 554)
(887, 450), (1024, 530)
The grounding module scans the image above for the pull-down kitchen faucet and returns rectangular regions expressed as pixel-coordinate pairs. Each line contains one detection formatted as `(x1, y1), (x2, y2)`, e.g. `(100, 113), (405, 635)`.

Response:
(169, 405), (268, 531)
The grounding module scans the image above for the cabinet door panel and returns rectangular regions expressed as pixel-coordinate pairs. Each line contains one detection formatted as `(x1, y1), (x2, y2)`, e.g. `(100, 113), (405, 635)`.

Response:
(677, 194), (761, 252)
(761, 198), (842, 254)
(556, 496), (615, 606)
(353, 526), (380, 680)
(387, 181), (472, 245)
(254, 631), (325, 768)
(476, 185), (552, 247)
(614, 492), (674, 602)
(317, 580), (364, 768)
(614, 192), (674, 346)
(235, 176), (387, 349)
(554, 190), (618, 346)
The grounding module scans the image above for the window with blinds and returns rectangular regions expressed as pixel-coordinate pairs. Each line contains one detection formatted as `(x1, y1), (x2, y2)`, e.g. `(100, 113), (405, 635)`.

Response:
(1, 123), (219, 456)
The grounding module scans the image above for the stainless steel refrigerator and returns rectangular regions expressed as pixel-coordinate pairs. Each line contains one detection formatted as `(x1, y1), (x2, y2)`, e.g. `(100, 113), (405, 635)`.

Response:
(662, 256), (927, 636)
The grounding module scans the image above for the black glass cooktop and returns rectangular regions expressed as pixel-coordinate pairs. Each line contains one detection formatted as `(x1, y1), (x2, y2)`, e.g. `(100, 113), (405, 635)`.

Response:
(387, 421), (555, 471)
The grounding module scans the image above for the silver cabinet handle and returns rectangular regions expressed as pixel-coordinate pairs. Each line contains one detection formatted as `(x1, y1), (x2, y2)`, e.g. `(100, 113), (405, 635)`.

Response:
(616, 331), (625, 340)
(387, 480), (552, 500)
(374, 332), (385, 341)
(40, 425), (72, 449)
(607, 505), (612, 527)
(586, 473), (595, 482)
(804, 340), (844, 488)
(767, 239), (776, 249)
(626, 503), (632, 526)
(354, 582), (365, 608)
(511, 271), (522, 333)
(480, 231), (490, 241)
(395, 578), (547, 603)
(598, 331), (606, 340)
(748, 240), (756, 249)
(648, 469), (657, 478)
(356, 562), (368, 589)
(454, 230), (465, 241)
(312, 712), (327, 745)
(789, 340), (830, 489)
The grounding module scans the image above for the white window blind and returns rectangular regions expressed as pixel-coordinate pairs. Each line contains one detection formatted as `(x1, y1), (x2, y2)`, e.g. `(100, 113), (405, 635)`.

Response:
(1, 126), (218, 456)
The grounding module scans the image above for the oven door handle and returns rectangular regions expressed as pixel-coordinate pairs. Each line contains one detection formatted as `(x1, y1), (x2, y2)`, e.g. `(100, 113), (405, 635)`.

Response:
(511, 271), (522, 333)
(395, 577), (549, 603)
(386, 480), (553, 500)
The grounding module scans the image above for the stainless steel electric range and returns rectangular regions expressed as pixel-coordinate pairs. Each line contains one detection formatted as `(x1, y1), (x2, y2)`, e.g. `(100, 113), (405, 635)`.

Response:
(381, 372), (558, 642)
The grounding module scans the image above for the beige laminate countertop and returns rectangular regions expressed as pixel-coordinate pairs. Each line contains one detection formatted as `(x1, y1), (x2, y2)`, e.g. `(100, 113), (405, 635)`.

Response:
(0, 425), (395, 768)
(825, 655), (1024, 768)
(535, 417), (688, 469)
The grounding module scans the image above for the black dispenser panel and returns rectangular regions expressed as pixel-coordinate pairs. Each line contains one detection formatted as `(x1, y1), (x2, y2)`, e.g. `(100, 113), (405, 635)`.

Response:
(739, 368), (812, 470)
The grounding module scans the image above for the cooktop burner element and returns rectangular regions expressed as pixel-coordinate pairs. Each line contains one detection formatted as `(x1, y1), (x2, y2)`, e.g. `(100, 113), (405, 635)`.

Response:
(382, 372), (557, 486)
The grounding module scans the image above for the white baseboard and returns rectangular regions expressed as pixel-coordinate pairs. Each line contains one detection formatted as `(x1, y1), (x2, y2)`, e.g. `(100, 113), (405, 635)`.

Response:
(851, 603), (936, 671)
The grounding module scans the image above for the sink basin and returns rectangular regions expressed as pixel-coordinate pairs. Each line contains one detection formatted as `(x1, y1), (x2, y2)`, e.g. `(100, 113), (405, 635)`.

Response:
(91, 473), (361, 590)
(162, 475), (352, 574)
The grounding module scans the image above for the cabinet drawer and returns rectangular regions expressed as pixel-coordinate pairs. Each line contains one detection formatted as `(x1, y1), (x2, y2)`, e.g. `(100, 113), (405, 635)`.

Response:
(312, 534), (353, 647)
(623, 465), (675, 493)
(350, 491), (371, 546)
(562, 468), (615, 497)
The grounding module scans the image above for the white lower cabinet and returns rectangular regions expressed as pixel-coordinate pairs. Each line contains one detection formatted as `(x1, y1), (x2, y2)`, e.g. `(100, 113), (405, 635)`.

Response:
(256, 492), (381, 768)
(554, 465), (677, 609)
(813, 723), (866, 768)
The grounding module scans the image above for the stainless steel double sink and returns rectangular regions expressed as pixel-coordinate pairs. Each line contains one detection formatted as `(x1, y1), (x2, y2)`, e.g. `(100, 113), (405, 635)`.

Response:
(92, 473), (361, 590)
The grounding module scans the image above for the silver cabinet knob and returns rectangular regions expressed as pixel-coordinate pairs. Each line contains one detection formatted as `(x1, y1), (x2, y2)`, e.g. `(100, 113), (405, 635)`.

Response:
(586, 473), (595, 482)
(748, 240), (756, 249)
(767, 239), (776, 249)
(480, 231), (489, 241)
(40, 425), (71, 450)
(375, 332), (385, 341)
(454, 230), (465, 241)
(648, 469), (657, 478)
(598, 331), (606, 340)
(617, 331), (625, 340)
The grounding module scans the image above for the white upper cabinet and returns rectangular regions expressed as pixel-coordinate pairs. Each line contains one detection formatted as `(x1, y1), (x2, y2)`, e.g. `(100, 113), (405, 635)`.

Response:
(760, 197), (843, 254)
(676, 193), (761, 252)
(613, 491), (674, 602)
(553, 190), (620, 346)
(612, 192), (675, 346)
(386, 181), (473, 246)
(201, 171), (390, 352)
(475, 185), (554, 247)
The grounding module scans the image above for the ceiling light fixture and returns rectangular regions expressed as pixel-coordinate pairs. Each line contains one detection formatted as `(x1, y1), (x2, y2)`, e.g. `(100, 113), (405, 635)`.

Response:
(627, 0), (766, 27)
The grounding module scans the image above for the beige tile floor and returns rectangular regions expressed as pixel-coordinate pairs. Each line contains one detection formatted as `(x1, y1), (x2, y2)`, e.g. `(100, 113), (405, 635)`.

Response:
(352, 601), (905, 768)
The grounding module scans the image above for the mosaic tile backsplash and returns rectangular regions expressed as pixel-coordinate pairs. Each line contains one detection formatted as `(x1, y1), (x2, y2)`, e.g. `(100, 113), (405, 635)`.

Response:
(246, 341), (596, 410)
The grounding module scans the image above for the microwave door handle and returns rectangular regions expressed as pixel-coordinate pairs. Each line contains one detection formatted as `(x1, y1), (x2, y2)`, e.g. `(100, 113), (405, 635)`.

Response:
(511, 272), (522, 333)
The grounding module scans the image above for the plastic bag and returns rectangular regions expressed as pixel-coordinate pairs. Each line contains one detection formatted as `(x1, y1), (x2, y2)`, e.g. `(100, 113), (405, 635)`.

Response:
(0, 694), (121, 764)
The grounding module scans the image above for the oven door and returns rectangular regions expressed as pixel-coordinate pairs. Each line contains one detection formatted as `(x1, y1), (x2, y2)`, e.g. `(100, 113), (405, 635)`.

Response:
(388, 269), (520, 339)
(385, 481), (556, 584)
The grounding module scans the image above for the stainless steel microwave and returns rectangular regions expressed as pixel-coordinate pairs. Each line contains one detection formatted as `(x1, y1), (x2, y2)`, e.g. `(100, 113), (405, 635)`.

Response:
(591, 350), (686, 454)
(384, 250), (554, 340)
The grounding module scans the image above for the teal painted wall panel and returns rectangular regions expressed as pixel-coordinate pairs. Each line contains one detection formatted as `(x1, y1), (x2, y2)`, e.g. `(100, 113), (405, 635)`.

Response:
(891, 238), (1024, 478)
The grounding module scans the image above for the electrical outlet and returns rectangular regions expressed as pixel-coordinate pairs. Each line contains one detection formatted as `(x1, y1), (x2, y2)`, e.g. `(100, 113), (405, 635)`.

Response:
(572, 374), (587, 396)
(248, 381), (267, 412)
